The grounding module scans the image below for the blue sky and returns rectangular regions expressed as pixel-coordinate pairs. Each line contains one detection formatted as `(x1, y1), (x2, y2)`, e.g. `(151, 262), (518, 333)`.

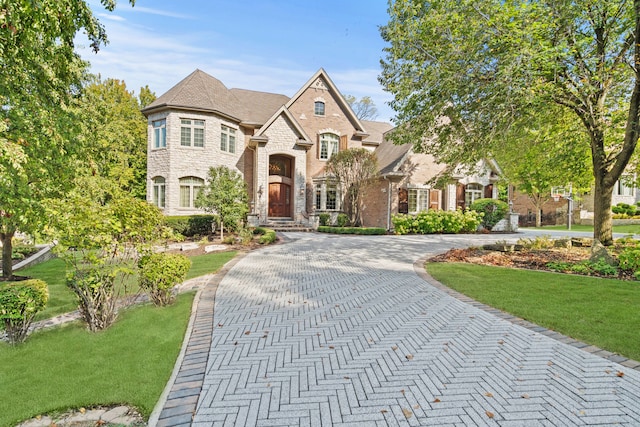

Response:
(79, 0), (395, 121)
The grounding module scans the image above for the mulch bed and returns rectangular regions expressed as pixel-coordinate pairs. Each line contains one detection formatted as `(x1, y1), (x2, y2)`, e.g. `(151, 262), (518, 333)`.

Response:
(428, 247), (637, 280)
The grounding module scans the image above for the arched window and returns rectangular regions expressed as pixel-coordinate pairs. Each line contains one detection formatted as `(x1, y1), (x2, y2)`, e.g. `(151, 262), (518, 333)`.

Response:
(152, 176), (166, 208)
(319, 133), (339, 160)
(179, 176), (204, 208)
(314, 101), (325, 116)
(465, 183), (483, 206)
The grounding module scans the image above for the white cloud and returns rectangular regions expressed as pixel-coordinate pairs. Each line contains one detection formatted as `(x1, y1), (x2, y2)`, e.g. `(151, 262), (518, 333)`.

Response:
(79, 10), (396, 122)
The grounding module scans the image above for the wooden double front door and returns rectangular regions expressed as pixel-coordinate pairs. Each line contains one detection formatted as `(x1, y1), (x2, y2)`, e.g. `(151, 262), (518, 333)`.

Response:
(268, 182), (291, 217)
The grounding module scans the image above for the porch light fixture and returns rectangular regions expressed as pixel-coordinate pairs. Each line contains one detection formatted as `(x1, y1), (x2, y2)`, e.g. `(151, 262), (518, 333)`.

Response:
(258, 185), (263, 198)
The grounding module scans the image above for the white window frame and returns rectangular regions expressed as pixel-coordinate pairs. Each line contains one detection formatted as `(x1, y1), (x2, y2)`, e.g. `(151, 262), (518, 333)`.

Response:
(221, 125), (236, 153)
(180, 119), (205, 147)
(615, 177), (635, 197)
(314, 179), (340, 211)
(152, 176), (166, 208)
(152, 119), (166, 149)
(465, 183), (483, 206)
(319, 133), (339, 160)
(408, 188), (429, 214)
(179, 176), (204, 208)
(314, 101), (325, 116)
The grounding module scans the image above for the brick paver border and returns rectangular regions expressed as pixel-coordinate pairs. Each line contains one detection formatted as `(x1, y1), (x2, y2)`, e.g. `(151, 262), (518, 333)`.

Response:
(149, 253), (248, 427)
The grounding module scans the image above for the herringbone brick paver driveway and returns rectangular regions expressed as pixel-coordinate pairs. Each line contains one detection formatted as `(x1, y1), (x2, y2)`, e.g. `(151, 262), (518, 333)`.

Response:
(191, 233), (640, 426)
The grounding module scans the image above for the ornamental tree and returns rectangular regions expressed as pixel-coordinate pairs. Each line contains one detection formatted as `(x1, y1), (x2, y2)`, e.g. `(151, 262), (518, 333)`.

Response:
(196, 166), (249, 241)
(325, 148), (378, 226)
(380, 0), (640, 245)
(45, 177), (168, 331)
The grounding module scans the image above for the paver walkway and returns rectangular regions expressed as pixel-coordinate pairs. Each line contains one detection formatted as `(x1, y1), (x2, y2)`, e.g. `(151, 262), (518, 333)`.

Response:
(159, 232), (640, 426)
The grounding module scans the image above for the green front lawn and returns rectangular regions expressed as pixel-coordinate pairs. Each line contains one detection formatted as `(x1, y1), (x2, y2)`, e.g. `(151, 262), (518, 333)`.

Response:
(17, 250), (237, 321)
(427, 262), (640, 361)
(0, 293), (194, 426)
(0, 249), (239, 426)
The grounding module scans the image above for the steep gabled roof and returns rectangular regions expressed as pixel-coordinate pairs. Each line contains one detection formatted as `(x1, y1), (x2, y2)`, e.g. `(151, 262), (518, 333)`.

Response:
(141, 69), (245, 120)
(285, 68), (367, 134)
(253, 106), (313, 147)
(230, 88), (290, 126)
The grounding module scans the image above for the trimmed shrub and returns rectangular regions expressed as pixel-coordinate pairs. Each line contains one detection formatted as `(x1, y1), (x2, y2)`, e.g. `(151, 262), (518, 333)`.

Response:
(138, 253), (191, 306)
(0, 279), (48, 344)
(165, 215), (218, 237)
(318, 213), (330, 227)
(391, 209), (482, 235)
(317, 226), (386, 235)
(336, 213), (349, 227)
(469, 198), (509, 230)
(258, 229), (277, 244)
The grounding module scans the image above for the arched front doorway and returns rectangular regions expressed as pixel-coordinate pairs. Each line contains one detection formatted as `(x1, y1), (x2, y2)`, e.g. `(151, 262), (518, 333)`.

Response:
(268, 155), (293, 218)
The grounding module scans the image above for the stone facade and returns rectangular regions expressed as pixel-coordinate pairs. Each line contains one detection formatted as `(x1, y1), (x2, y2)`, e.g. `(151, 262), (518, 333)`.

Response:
(143, 68), (502, 230)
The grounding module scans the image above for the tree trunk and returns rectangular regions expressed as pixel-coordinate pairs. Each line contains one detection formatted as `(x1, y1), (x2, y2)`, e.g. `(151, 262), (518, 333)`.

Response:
(592, 175), (615, 246)
(1, 229), (15, 280)
(220, 220), (225, 242)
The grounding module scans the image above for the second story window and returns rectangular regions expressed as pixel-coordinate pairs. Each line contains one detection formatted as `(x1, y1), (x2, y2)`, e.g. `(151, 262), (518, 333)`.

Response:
(180, 119), (205, 147)
(221, 125), (236, 153)
(314, 101), (325, 116)
(152, 119), (166, 148)
(319, 133), (339, 160)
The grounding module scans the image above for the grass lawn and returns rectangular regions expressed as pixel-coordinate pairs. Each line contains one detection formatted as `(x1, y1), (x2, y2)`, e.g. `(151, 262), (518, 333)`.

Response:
(17, 250), (237, 321)
(186, 250), (237, 280)
(527, 224), (640, 234)
(0, 292), (194, 426)
(427, 262), (640, 361)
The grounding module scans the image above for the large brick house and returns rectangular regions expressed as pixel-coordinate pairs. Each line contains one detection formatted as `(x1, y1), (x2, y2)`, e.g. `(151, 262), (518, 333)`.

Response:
(142, 68), (500, 229)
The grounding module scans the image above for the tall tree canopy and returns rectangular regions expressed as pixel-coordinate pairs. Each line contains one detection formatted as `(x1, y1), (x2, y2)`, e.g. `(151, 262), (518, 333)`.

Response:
(0, 0), (135, 278)
(79, 77), (152, 199)
(380, 0), (640, 245)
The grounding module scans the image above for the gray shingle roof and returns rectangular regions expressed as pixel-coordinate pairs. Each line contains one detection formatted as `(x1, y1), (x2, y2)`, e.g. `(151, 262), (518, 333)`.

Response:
(142, 69), (245, 120)
(229, 88), (290, 125)
(374, 132), (412, 176)
(361, 120), (394, 145)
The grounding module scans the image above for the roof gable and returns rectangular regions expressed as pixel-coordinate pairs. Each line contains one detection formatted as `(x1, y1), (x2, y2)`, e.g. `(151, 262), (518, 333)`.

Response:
(285, 68), (367, 134)
(254, 106), (312, 145)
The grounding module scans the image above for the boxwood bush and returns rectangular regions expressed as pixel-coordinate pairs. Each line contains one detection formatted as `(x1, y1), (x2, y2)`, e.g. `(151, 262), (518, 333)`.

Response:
(165, 215), (219, 238)
(254, 227), (277, 244)
(317, 226), (387, 235)
(0, 279), (48, 344)
(392, 209), (482, 234)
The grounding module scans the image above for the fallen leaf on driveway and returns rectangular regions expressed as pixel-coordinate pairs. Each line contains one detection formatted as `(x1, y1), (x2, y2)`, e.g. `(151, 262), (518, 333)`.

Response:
(486, 411), (494, 418)
(402, 408), (413, 418)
